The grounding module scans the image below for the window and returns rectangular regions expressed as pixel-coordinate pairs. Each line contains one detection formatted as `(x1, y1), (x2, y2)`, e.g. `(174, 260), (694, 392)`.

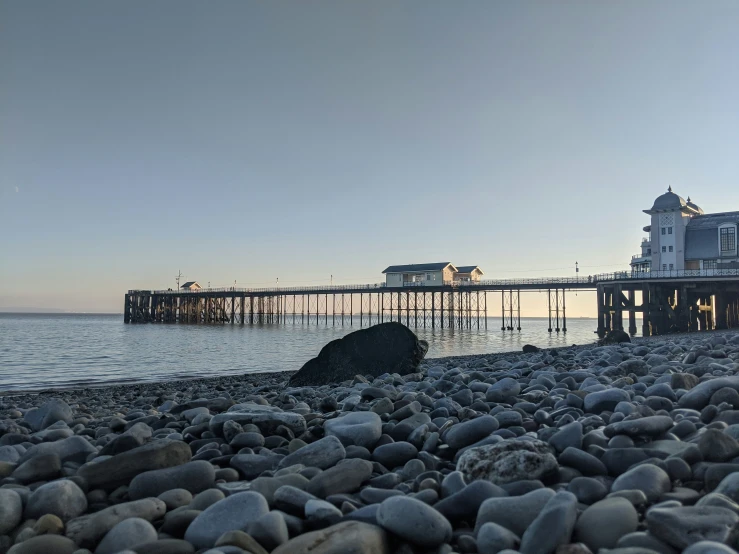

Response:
(668, 227), (673, 235)
(669, 246), (673, 252)
(661, 228), (666, 235)
(647, 249), (652, 255)
(669, 264), (674, 270)
(720, 227), (736, 252)
(425, 273), (434, 281)
(661, 246), (666, 252)
(704, 260), (717, 269)
(662, 264), (667, 270)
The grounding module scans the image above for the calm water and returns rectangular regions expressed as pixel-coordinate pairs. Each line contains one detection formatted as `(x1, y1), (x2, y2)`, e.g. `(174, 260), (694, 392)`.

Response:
(0, 313), (606, 391)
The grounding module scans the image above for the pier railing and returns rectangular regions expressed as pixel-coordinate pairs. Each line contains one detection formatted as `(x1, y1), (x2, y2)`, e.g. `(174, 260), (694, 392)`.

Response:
(128, 269), (739, 297)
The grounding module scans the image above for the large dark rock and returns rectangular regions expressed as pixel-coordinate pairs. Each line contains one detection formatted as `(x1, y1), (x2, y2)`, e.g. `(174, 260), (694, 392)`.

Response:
(289, 322), (429, 387)
(599, 330), (631, 345)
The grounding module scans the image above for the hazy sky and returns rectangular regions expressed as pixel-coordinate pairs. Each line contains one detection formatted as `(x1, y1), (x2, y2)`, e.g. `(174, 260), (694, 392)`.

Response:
(2, 1), (739, 315)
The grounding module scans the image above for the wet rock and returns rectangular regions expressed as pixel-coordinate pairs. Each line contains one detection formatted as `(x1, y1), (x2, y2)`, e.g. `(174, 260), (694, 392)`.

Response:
(6, 535), (78, 554)
(477, 521), (521, 554)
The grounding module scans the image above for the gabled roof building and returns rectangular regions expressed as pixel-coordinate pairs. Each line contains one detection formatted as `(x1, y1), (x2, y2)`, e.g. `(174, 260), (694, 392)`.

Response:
(382, 263), (484, 286)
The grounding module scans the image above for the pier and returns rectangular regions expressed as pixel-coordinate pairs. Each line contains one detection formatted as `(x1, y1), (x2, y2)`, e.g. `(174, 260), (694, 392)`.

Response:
(124, 278), (592, 332)
(125, 270), (739, 336)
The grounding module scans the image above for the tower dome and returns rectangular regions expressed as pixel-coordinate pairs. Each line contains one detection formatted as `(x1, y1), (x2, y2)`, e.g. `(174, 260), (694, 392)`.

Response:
(649, 186), (686, 212)
(686, 196), (704, 214)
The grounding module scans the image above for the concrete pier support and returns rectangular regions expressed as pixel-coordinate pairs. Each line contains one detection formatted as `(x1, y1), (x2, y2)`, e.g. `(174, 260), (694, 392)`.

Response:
(628, 289), (637, 336)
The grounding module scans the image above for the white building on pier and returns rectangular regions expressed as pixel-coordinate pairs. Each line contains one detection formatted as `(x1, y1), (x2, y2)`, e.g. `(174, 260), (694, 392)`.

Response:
(382, 263), (484, 287)
(631, 187), (739, 273)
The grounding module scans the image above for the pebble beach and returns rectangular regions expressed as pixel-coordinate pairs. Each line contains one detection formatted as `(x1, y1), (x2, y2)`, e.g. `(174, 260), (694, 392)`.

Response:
(2, 331), (739, 554)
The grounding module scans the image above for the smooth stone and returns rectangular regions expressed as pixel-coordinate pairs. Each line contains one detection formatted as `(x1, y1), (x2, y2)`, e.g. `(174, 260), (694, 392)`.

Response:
(475, 488), (556, 536)
(278, 435), (346, 470)
(33, 514), (64, 535)
(189, 488), (226, 511)
(713, 472), (739, 502)
(95, 518), (158, 554)
(247, 511), (289, 551)
(215, 530), (268, 554)
(457, 439), (558, 485)
(11, 453), (62, 484)
(376, 495), (452, 547)
(77, 439), (192, 490)
(486, 378), (521, 402)
(230, 454), (283, 479)
(445, 416), (499, 449)
(273, 485), (318, 517)
(158, 489), (194, 510)
(519, 491), (578, 554)
(697, 429), (739, 462)
(558, 447), (607, 476)
(646, 506), (739, 550)
(129, 460), (216, 499)
(18, 436), (97, 465)
(305, 499), (343, 525)
(434, 480), (507, 522)
(617, 532), (678, 554)
(0, 488), (22, 535)
(566, 477), (608, 505)
(678, 376), (739, 410)
(683, 542), (739, 554)
(325, 412), (383, 449)
(24, 399), (73, 431)
(209, 406), (307, 436)
(65, 498), (167, 548)
(271, 521), (389, 554)
(611, 464), (671, 503)
(305, 458), (373, 498)
(584, 389), (631, 413)
(372, 442), (418, 469)
(548, 422), (583, 453)
(184, 491), (270, 549)
(477, 522), (521, 554)
(6, 535), (78, 554)
(605, 416), (674, 438)
(25, 479), (88, 522)
(131, 539), (196, 554)
(574, 497), (639, 551)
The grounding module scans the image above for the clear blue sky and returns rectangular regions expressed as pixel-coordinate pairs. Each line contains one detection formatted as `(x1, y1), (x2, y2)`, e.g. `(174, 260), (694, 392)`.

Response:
(2, 1), (739, 315)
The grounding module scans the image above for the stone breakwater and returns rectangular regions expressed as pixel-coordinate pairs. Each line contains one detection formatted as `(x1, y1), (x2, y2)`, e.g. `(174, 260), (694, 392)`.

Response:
(2, 333), (739, 553)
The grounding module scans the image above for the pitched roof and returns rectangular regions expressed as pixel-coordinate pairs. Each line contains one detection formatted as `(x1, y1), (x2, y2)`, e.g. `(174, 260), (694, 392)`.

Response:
(456, 265), (484, 275)
(686, 211), (739, 230)
(382, 262), (456, 274)
(181, 281), (200, 288)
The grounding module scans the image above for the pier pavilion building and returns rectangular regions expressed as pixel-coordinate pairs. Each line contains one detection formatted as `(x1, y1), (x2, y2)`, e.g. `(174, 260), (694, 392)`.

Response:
(382, 263), (484, 287)
(630, 187), (739, 273)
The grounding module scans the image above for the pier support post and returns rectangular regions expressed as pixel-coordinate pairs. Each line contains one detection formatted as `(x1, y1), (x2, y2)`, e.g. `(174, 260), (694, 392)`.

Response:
(628, 289), (637, 336)
(562, 289), (567, 333)
(596, 285), (606, 338)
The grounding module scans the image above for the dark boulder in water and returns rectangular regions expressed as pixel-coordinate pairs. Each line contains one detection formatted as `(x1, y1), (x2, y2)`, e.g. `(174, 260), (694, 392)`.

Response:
(522, 344), (540, 353)
(289, 322), (429, 387)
